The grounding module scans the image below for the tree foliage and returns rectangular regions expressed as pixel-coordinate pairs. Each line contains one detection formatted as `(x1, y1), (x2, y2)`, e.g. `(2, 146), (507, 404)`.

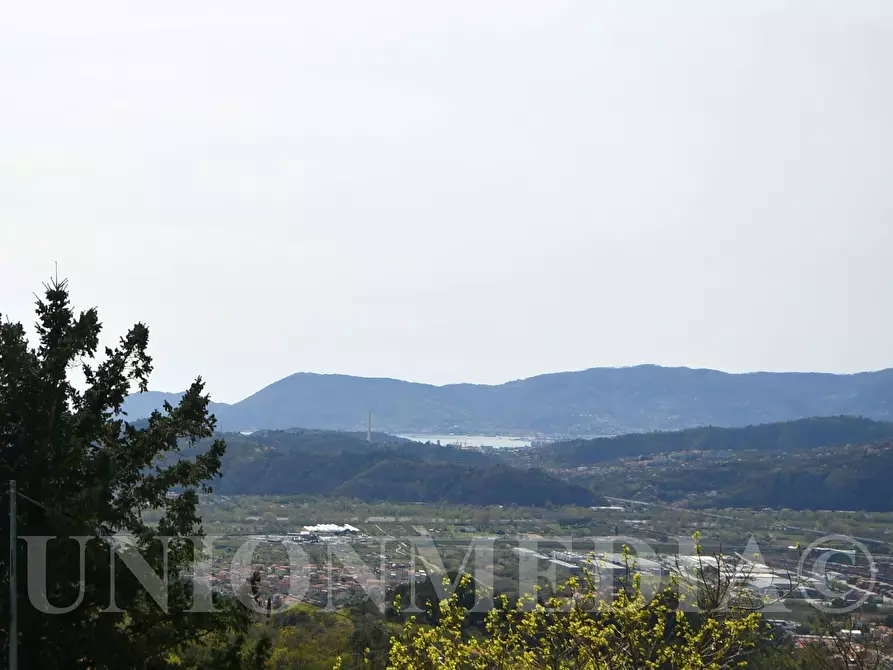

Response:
(383, 555), (766, 670)
(0, 279), (262, 668)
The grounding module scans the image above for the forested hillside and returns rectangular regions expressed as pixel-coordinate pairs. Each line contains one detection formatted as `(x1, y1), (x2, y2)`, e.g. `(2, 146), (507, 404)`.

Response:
(124, 365), (893, 436)
(537, 416), (893, 466)
(588, 441), (893, 512)
(205, 429), (599, 506)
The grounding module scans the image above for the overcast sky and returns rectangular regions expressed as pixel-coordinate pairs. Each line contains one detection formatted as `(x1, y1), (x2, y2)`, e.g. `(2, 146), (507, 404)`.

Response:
(2, 1), (892, 402)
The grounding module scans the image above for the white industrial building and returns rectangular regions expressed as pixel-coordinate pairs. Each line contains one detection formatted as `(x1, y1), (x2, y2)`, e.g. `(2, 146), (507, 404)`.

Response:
(302, 524), (360, 535)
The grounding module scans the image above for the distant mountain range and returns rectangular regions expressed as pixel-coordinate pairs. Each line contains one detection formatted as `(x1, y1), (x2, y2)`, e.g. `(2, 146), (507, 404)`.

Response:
(123, 365), (893, 436)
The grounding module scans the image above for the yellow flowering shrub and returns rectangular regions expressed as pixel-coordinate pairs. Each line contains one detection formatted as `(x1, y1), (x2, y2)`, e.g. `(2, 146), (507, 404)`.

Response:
(383, 547), (764, 670)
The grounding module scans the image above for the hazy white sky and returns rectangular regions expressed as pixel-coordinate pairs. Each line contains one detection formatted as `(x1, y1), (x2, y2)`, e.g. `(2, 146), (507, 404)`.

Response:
(3, 1), (892, 402)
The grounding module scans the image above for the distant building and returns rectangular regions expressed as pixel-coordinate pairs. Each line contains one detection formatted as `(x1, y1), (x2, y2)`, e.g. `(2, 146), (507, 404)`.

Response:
(302, 524), (360, 535)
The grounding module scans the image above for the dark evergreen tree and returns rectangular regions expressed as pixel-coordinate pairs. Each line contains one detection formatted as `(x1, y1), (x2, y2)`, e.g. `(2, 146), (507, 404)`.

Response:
(0, 279), (267, 668)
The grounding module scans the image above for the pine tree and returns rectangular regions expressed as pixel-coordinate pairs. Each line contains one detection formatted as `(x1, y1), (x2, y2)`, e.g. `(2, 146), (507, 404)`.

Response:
(0, 278), (264, 668)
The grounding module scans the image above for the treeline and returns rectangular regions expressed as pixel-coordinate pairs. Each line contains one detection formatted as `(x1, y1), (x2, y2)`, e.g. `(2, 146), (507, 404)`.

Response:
(208, 430), (600, 507)
(173, 601), (391, 669)
(541, 415), (893, 466)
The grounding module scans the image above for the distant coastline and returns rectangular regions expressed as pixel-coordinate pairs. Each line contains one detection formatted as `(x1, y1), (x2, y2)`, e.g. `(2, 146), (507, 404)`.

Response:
(398, 434), (532, 449)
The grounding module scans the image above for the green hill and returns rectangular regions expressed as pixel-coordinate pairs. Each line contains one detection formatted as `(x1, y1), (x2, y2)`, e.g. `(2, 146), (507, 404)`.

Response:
(538, 416), (893, 466)
(206, 429), (599, 506)
(592, 441), (893, 512)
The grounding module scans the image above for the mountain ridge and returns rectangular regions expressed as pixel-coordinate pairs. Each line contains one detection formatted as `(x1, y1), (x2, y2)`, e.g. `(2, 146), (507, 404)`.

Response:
(123, 364), (893, 436)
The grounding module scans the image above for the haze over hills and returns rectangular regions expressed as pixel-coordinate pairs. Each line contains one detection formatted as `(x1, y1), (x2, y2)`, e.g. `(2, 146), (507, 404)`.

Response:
(123, 365), (893, 437)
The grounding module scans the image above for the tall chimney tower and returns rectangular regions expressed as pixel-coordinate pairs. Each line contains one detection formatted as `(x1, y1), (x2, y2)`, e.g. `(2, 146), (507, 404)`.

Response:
(367, 409), (372, 443)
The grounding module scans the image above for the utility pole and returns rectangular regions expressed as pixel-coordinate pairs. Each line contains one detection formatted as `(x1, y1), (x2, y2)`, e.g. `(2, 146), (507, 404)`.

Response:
(8, 480), (17, 670)
(367, 410), (372, 443)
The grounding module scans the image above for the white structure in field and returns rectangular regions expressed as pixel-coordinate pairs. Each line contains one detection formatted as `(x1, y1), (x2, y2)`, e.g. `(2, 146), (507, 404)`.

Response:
(302, 524), (360, 535)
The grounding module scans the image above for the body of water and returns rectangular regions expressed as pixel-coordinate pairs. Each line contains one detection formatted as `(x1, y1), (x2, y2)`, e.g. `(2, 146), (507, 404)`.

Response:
(398, 434), (532, 449)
